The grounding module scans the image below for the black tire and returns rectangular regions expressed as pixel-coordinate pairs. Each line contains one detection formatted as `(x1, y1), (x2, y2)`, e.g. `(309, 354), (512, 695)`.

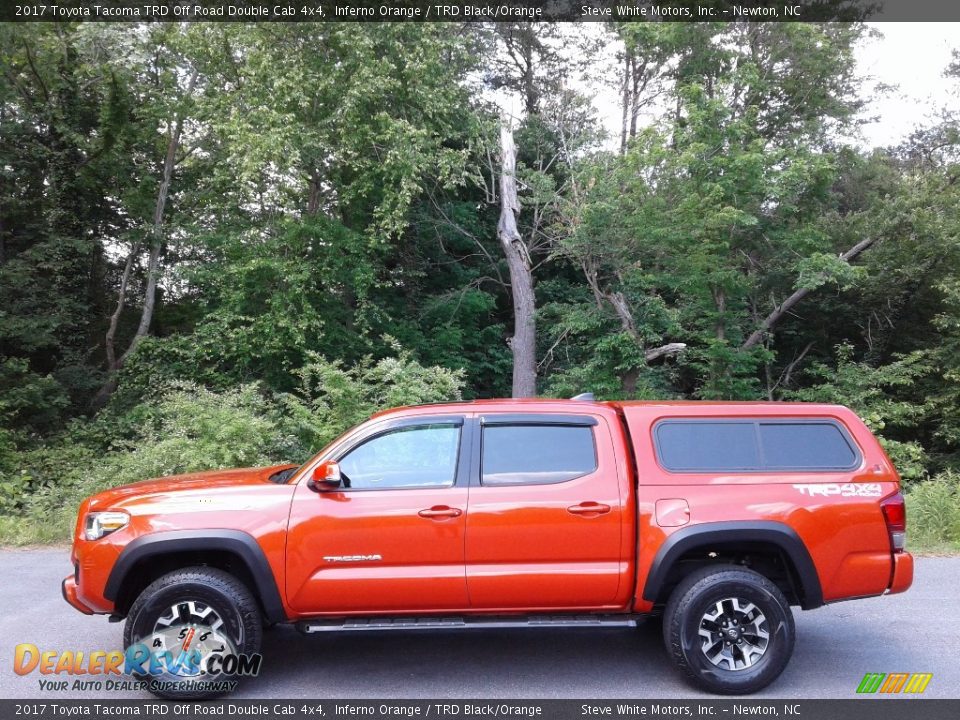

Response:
(663, 565), (795, 695)
(124, 566), (263, 700)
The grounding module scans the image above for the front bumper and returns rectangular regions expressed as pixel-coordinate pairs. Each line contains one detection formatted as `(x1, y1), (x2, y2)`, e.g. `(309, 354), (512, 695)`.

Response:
(888, 552), (914, 594)
(61, 574), (95, 615)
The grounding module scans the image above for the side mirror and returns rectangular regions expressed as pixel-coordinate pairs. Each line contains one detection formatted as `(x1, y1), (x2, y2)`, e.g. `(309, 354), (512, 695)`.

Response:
(311, 460), (342, 492)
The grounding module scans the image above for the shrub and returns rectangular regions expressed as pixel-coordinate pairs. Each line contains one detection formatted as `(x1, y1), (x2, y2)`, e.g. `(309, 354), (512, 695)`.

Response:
(277, 346), (465, 456)
(0, 382), (294, 544)
(0, 357), (69, 436)
(0, 350), (465, 545)
(905, 471), (960, 550)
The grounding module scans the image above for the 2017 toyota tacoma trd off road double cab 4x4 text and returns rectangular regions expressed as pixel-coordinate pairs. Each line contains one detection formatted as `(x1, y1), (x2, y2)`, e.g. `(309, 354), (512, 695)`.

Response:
(63, 398), (913, 697)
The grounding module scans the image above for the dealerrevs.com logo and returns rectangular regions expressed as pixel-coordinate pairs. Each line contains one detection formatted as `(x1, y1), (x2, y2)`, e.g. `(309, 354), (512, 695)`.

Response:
(14, 620), (262, 695)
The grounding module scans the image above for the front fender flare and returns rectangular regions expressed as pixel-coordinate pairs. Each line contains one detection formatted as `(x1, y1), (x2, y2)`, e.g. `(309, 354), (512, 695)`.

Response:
(103, 529), (287, 623)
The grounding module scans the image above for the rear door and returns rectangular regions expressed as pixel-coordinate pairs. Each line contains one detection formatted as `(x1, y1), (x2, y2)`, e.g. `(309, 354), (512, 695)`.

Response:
(464, 413), (627, 610)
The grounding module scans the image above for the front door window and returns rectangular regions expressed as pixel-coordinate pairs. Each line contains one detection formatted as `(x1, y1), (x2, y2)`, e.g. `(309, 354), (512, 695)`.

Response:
(338, 423), (461, 489)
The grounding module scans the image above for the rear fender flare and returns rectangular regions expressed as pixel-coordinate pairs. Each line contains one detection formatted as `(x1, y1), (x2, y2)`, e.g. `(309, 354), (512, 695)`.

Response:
(642, 521), (824, 610)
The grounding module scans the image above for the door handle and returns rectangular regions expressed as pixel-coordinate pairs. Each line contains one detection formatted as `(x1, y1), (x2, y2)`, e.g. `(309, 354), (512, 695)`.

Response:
(567, 502), (611, 516)
(418, 505), (462, 519)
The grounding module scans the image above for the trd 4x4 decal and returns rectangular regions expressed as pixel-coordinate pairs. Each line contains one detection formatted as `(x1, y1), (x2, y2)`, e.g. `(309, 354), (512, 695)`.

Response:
(793, 483), (883, 498)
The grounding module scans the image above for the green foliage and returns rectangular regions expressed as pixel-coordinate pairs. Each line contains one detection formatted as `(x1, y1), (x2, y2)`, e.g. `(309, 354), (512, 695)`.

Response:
(788, 344), (928, 430)
(0, 382), (292, 544)
(277, 346), (465, 455)
(925, 279), (960, 453)
(205, 24), (478, 237)
(906, 472), (960, 551)
(793, 253), (868, 292)
(0, 359), (69, 436)
(689, 342), (766, 401)
(2, 20), (960, 548)
(411, 286), (512, 399)
(787, 344), (931, 481)
(160, 215), (381, 395)
(553, 22), (870, 399)
(0, 351), (464, 544)
(1, 383), (290, 526)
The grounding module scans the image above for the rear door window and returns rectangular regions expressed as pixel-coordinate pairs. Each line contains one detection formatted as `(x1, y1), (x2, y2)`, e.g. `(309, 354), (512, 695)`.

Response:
(481, 425), (597, 486)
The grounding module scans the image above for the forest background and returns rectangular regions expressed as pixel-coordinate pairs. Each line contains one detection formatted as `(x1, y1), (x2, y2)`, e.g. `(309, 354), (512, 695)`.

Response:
(2, 18), (959, 549)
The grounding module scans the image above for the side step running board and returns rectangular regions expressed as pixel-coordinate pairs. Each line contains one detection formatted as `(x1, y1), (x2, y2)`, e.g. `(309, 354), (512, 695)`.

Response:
(297, 614), (639, 634)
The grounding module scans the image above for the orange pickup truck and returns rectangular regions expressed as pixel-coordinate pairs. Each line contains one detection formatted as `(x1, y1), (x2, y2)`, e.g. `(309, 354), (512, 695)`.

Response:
(63, 397), (912, 697)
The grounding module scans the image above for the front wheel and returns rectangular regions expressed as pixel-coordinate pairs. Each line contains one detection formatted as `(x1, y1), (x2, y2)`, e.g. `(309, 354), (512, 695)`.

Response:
(663, 566), (795, 694)
(123, 567), (263, 699)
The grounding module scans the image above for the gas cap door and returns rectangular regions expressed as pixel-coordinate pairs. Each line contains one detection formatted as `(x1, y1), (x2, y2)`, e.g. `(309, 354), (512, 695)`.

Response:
(656, 498), (690, 527)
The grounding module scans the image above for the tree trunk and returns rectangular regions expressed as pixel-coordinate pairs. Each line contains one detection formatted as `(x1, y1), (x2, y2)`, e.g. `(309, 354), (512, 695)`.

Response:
(581, 259), (605, 310)
(91, 242), (139, 409)
(619, 51), (631, 155)
(603, 289), (685, 393)
(741, 237), (877, 350)
(307, 170), (321, 215)
(629, 55), (640, 140)
(498, 123), (537, 398)
(104, 244), (138, 371)
(645, 342), (687, 362)
(93, 69), (198, 407)
(121, 86), (192, 365)
(713, 287), (726, 341)
(606, 290), (640, 340)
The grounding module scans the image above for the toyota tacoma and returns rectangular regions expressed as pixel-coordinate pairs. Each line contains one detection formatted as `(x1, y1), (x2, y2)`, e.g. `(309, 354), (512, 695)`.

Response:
(63, 397), (913, 697)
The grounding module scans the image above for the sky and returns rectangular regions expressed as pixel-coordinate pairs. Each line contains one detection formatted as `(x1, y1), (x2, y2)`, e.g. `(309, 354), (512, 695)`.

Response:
(855, 23), (957, 148)
(565, 22), (959, 151)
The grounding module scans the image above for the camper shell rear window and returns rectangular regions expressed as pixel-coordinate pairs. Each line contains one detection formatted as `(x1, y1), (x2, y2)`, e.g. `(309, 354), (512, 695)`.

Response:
(653, 418), (862, 473)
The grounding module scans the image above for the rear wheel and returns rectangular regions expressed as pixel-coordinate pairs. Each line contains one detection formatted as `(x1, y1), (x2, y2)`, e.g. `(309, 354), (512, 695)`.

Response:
(663, 566), (795, 694)
(123, 567), (262, 699)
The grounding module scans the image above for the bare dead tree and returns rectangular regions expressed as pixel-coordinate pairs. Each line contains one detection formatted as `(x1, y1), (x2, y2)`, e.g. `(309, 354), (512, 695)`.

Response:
(498, 122), (537, 398)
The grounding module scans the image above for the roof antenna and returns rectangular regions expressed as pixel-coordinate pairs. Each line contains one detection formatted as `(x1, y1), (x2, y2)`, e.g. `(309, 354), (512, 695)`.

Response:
(571, 392), (595, 401)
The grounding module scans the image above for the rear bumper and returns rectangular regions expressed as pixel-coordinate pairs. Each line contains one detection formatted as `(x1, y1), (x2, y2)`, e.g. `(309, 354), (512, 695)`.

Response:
(888, 552), (914, 594)
(61, 574), (95, 615)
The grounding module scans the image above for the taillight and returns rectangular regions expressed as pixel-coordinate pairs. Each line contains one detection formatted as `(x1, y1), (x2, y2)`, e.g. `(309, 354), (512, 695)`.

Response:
(881, 491), (906, 553)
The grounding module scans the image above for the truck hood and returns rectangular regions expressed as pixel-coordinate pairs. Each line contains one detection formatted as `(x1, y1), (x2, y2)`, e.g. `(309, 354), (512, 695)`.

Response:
(85, 464), (298, 511)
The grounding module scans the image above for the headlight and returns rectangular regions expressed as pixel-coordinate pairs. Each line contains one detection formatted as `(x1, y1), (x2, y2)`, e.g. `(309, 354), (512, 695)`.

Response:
(83, 511), (129, 541)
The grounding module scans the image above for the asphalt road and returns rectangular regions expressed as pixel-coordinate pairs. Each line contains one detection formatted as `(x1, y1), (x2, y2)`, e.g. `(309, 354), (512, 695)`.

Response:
(1, 549), (957, 700)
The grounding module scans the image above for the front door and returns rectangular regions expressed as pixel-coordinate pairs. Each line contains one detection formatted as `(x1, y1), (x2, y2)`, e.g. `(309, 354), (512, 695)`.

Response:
(286, 416), (470, 614)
